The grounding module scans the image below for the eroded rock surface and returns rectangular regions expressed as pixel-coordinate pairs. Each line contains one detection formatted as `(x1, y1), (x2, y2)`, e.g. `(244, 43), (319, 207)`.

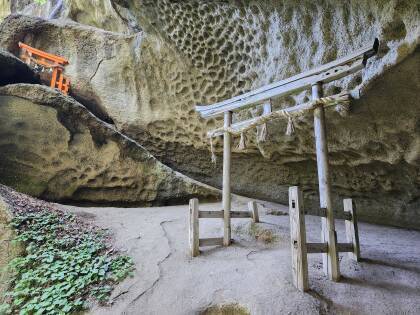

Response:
(0, 84), (219, 205)
(0, 192), (21, 302)
(0, 1), (419, 227)
(0, 199), (13, 301)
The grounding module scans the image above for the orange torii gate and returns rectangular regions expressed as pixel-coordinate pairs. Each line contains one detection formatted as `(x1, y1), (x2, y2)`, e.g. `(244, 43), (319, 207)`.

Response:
(18, 42), (70, 95)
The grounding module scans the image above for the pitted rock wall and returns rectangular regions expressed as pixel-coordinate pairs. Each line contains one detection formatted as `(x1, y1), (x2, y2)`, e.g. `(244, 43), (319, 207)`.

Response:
(0, 84), (219, 205)
(0, 195), (21, 303)
(0, 0), (10, 21)
(1, 0), (131, 33)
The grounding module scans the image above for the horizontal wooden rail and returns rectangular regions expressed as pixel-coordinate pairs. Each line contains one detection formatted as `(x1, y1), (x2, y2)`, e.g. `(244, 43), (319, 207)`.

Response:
(196, 39), (378, 118)
(231, 211), (252, 218)
(337, 243), (354, 253)
(199, 237), (224, 247)
(307, 242), (328, 254)
(316, 208), (352, 221)
(199, 210), (253, 219)
(199, 210), (224, 218)
(306, 242), (354, 254)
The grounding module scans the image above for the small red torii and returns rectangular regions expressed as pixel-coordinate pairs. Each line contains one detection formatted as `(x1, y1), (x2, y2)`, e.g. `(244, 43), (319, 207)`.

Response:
(18, 42), (71, 95)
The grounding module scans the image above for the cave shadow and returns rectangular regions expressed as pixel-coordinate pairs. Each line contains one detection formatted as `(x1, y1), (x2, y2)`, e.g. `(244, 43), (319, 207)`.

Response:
(198, 238), (251, 256)
(360, 257), (420, 274)
(199, 245), (225, 257)
(307, 289), (353, 314)
(198, 238), (274, 257)
(306, 254), (420, 313)
(340, 275), (420, 296)
(308, 271), (420, 314)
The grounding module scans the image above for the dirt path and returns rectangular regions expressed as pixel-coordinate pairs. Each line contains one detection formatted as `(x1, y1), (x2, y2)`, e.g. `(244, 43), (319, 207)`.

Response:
(64, 196), (420, 315)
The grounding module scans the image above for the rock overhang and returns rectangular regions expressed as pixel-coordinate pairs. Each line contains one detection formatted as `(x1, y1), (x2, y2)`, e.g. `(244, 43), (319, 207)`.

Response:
(0, 2), (418, 228)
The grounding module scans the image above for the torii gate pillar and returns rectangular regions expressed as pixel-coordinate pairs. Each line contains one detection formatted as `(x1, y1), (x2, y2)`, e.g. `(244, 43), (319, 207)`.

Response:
(223, 111), (232, 246)
(312, 82), (340, 281)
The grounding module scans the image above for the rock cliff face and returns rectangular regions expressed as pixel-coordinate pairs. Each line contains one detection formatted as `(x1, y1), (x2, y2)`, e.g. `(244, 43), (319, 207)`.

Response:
(0, 1), (419, 227)
(0, 192), (21, 302)
(0, 83), (219, 205)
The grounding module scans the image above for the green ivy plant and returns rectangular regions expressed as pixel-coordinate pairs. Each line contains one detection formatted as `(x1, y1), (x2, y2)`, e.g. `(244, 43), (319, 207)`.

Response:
(0, 211), (134, 314)
(34, 0), (47, 4)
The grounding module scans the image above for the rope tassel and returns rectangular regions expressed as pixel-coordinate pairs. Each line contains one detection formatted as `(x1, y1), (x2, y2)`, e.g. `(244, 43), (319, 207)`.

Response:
(210, 137), (217, 164)
(285, 117), (295, 136)
(237, 132), (247, 150)
(257, 123), (268, 143)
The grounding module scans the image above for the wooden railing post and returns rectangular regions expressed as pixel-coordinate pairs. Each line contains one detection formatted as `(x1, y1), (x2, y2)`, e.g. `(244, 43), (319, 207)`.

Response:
(248, 201), (259, 223)
(189, 198), (199, 257)
(312, 82), (340, 281)
(344, 199), (360, 261)
(289, 186), (309, 292)
(223, 111), (232, 246)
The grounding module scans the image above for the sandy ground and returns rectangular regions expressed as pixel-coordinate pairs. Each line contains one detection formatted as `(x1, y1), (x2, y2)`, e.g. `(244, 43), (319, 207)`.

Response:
(63, 196), (420, 315)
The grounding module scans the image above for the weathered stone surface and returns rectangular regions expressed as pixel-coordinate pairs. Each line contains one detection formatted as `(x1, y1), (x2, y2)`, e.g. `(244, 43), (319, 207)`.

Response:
(0, 1), (419, 228)
(0, 0), (10, 21)
(0, 84), (219, 205)
(0, 48), (39, 86)
(1, 0), (131, 33)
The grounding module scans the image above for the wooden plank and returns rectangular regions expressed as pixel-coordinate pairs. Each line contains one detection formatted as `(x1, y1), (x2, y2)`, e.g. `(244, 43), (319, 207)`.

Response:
(199, 237), (224, 247)
(344, 199), (361, 261)
(199, 210), (253, 219)
(197, 59), (365, 118)
(289, 186), (309, 292)
(307, 242), (354, 253)
(248, 201), (260, 223)
(231, 211), (252, 218)
(337, 242), (354, 253)
(307, 242), (328, 254)
(189, 198), (200, 257)
(199, 210), (224, 219)
(296, 207), (351, 221)
(208, 91), (351, 137)
(223, 111), (232, 246)
(313, 83), (340, 281)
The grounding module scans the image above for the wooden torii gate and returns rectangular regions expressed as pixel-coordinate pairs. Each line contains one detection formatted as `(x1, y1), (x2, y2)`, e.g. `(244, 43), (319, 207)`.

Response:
(194, 39), (379, 287)
(18, 42), (71, 95)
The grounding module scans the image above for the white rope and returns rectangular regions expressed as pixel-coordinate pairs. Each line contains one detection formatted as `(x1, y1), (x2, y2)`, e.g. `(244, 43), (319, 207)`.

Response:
(257, 123), (268, 142)
(237, 132), (247, 150)
(208, 91), (350, 139)
(207, 91), (351, 162)
(210, 137), (217, 163)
